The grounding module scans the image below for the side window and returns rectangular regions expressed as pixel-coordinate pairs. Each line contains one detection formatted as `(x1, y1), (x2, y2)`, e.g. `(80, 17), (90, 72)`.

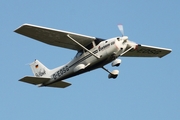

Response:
(85, 42), (93, 50)
(75, 49), (83, 58)
(94, 38), (104, 46)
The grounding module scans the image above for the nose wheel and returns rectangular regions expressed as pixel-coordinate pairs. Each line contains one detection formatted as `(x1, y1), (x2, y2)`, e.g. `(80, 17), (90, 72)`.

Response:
(112, 59), (121, 67)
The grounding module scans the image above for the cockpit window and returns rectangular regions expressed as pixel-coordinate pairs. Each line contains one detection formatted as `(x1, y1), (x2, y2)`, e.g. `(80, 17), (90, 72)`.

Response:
(75, 49), (83, 58)
(94, 38), (105, 45)
(85, 42), (93, 50)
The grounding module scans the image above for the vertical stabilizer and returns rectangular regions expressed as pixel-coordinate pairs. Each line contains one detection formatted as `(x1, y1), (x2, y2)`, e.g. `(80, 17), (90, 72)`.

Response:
(30, 60), (50, 77)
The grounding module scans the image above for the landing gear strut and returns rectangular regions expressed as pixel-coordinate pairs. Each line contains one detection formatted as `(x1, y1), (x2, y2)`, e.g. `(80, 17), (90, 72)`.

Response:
(102, 66), (119, 79)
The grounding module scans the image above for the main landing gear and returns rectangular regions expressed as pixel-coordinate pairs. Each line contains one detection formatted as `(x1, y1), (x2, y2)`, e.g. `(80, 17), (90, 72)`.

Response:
(102, 59), (121, 79)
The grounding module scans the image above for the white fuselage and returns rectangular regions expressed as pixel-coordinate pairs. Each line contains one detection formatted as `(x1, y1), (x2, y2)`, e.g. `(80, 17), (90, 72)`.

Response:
(45, 37), (127, 85)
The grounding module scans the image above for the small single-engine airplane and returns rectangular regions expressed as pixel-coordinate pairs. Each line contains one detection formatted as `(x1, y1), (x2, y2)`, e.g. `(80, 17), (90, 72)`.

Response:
(15, 24), (171, 88)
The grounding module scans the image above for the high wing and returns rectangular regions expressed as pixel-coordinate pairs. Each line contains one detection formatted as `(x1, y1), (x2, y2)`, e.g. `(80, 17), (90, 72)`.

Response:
(14, 24), (96, 51)
(122, 44), (172, 58)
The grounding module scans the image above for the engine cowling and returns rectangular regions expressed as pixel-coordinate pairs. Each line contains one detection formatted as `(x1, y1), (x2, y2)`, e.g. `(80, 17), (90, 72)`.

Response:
(108, 70), (119, 79)
(112, 59), (121, 67)
(74, 64), (86, 72)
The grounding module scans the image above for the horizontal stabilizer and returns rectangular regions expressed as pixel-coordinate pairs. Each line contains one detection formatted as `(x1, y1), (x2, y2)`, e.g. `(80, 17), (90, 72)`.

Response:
(47, 81), (71, 88)
(19, 76), (71, 88)
(19, 76), (50, 85)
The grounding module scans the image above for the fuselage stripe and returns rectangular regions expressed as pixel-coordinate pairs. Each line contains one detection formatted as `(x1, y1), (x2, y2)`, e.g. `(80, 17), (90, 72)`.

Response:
(69, 50), (98, 68)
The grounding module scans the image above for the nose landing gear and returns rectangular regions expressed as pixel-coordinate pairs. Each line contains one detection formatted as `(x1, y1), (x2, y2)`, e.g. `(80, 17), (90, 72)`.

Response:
(112, 59), (121, 67)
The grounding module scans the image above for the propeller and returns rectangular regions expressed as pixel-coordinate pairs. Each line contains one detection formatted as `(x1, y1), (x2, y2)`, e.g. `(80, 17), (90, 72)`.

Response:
(118, 24), (124, 36)
(118, 24), (137, 49)
(118, 24), (128, 40)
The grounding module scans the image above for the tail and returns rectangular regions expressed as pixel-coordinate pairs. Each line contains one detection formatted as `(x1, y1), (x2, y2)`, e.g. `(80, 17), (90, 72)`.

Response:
(30, 60), (50, 77)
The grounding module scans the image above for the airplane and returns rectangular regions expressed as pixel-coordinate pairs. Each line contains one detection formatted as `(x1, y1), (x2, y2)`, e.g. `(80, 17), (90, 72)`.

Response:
(14, 24), (172, 88)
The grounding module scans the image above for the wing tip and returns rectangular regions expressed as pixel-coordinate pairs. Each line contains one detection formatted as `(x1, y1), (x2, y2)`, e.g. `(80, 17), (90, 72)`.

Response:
(159, 49), (172, 58)
(14, 23), (35, 33)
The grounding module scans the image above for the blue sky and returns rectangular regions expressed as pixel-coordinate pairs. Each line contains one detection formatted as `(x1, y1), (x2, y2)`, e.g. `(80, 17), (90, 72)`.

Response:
(1, 0), (179, 120)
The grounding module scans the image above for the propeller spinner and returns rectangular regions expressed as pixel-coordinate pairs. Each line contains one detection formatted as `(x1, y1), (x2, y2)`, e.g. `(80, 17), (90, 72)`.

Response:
(118, 24), (137, 49)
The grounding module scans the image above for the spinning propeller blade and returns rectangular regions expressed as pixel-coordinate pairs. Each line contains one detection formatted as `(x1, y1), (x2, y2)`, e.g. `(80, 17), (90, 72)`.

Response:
(118, 24), (124, 36)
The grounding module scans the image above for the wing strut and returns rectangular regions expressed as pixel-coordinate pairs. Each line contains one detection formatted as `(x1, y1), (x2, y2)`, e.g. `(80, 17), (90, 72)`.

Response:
(120, 46), (136, 56)
(67, 34), (100, 59)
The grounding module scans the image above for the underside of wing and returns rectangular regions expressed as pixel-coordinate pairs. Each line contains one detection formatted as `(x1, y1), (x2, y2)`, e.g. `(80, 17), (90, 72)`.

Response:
(14, 24), (96, 51)
(122, 44), (172, 58)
